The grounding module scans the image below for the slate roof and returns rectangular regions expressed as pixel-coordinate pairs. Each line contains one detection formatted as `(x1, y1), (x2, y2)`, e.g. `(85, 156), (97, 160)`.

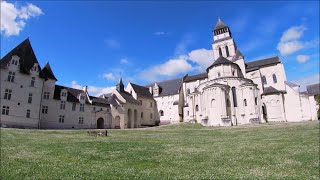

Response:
(246, 56), (281, 73)
(146, 78), (183, 97)
(285, 81), (299, 88)
(40, 63), (57, 81)
(90, 96), (110, 107)
(206, 56), (234, 72)
(184, 72), (208, 82)
(0, 38), (42, 75)
(214, 18), (227, 30)
(232, 50), (244, 61)
(54, 85), (89, 103)
(307, 83), (320, 96)
(130, 83), (153, 98)
(118, 90), (140, 104)
(261, 86), (285, 95)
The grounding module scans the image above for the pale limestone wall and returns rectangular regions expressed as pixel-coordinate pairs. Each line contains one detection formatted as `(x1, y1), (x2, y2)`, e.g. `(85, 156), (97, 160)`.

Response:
(154, 94), (180, 124)
(283, 84), (303, 122)
(212, 38), (236, 60)
(0, 55), (43, 128)
(308, 96), (318, 120)
(207, 64), (242, 80)
(246, 70), (263, 94)
(299, 94), (312, 121)
(259, 63), (287, 92)
(261, 94), (286, 122)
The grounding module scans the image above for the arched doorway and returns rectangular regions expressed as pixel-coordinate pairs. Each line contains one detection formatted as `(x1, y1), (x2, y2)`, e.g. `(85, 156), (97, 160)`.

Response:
(134, 109), (138, 128)
(127, 109), (132, 128)
(97, 117), (104, 129)
(115, 116), (120, 129)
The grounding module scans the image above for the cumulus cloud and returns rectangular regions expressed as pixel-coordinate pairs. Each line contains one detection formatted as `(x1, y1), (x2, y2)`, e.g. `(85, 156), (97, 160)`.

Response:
(296, 55), (310, 63)
(120, 58), (129, 64)
(71, 81), (115, 96)
(277, 25), (308, 56)
(175, 33), (194, 55)
(188, 48), (214, 71)
(293, 74), (319, 91)
(1, 1), (43, 36)
(102, 73), (115, 80)
(104, 39), (120, 49)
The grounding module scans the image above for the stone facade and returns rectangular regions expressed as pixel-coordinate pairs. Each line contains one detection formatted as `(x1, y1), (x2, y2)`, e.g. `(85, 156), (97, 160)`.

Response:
(1, 19), (319, 129)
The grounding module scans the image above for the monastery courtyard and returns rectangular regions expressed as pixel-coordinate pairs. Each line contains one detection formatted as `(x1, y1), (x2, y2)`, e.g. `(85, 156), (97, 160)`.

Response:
(1, 121), (319, 179)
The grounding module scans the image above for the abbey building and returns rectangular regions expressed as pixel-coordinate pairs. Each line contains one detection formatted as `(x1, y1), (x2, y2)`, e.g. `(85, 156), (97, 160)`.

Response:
(1, 19), (319, 129)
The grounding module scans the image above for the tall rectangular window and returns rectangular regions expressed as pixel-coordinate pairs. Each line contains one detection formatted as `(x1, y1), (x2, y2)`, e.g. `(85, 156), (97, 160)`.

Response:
(72, 103), (76, 111)
(43, 92), (50, 100)
(4, 89), (12, 100)
(61, 92), (67, 97)
(2, 106), (9, 115)
(273, 74), (277, 83)
(59, 115), (64, 123)
(150, 102), (153, 107)
(31, 77), (35, 87)
(26, 109), (30, 118)
(79, 117), (84, 124)
(7, 71), (15, 82)
(28, 93), (33, 104)
(60, 101), (66, 110)
(79, 104), (84, 112)
(262, 76), (267, 85)
(42, 106), (48, 114)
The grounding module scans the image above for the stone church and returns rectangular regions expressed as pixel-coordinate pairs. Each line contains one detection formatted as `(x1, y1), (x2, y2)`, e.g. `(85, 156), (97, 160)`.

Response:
(1, 18), (319, 129)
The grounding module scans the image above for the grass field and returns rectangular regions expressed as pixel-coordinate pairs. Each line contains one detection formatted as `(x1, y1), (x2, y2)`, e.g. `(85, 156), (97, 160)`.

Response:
(1, 121), (319, 179)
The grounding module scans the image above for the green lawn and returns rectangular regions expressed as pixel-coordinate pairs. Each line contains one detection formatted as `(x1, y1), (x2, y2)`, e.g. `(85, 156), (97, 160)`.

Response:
(1, 121), (319, 179)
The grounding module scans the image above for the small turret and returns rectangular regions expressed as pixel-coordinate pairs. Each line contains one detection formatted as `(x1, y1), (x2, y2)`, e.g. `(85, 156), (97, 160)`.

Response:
(116, 77), (124, 92)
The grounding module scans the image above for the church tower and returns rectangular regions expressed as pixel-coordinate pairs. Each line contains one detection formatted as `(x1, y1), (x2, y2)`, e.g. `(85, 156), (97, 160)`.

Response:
(211, 18), (237, 61)
(116, 77), (124, 92)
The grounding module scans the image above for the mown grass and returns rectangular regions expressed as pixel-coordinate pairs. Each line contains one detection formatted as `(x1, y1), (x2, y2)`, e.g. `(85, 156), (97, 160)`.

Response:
(1, 121), (319, 179)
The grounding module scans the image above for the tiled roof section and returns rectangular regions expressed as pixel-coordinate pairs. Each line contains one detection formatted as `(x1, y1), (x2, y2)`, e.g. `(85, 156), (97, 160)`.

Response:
(184, 73), (208, 82)
(146, 78), (183, 97)
(40, 63), (57, 81)
(232, 49), (244, 61)
(90, 96), (110, 107)
(246, 56), (281, 73)
(54, 85), (89, 103)
(206, 56), (234, 72)
(261, 86), (285, 95)
(0, 38), (42, 75)
(130, 83), (153, 98)
(214, 18), (227, 30)
(307, 83), (320, 96)
(213, 36), (232, 43)
(285, 81), (299, 88)
(118, 90), (140, 104)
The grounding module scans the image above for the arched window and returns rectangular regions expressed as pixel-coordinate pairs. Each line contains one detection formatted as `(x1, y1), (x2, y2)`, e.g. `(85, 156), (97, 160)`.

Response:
(244, 99), (247, 106)
(273, 74), (277, 83)
(226, 99), (230, 107)
(218, 72), (221, 77)
(232, 87), (237, 107)
(187, 88), (190, 95)
(211, 99), (216, 108)
(159, 110), (164, 116)
(141, 112), (143, 119)
(150, 113), (153, 119)
(187, 111), (189, 116)
(225, 46), (230, 57)
(255, 97), (258, 105)
(219, 47), (222, 56)
(232, 70), (235, 76)
(262, 76), (267, 85)
(195, 105), (199, 111)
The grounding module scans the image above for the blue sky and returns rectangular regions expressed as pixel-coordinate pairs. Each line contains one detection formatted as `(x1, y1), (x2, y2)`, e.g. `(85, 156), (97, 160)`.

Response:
(1, 1), (319, 95)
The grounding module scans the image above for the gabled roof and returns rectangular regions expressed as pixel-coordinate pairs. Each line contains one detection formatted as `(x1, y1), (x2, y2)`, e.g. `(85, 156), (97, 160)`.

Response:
(261, 86), (285, 95)
(90, 96), (110, 107)
(146, 78), (183, 97)
(40, 63), (57, 81)
(118, 90), (140, 104)
(0, 38), (41, 75)
(184, 72), (208, 82)
(246, 56), (281, 73)
(214, 18), (227, 30)
(130, 83), (153, 98)
(206, 56), (234, 72)
(54, 85), (89, 103)
(307, 83), (320, 96)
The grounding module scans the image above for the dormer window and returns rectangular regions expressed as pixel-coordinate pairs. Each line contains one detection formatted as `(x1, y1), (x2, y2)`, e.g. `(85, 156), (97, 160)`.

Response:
(61, 91), (67, 97)
(80, 95), (85, 100)
(11, 59), (18, 65)
(31, 77), (35, 87)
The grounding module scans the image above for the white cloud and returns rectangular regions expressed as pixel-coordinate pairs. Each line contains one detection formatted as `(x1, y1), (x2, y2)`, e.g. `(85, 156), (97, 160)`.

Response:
(71, 81), (115, 96)
(120, 58), (129, 64)
(296, 55), (310, 63)
(153, 31), (169, 36)
(174, 33), (194, 55)
(277, 25), (307, 56)
(104, 39), (120, 49)
(293, 74), (319, 91)
(1, 1), (43, 36)
(188, 48), (214, 71)
(102, 73), (115, 80)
